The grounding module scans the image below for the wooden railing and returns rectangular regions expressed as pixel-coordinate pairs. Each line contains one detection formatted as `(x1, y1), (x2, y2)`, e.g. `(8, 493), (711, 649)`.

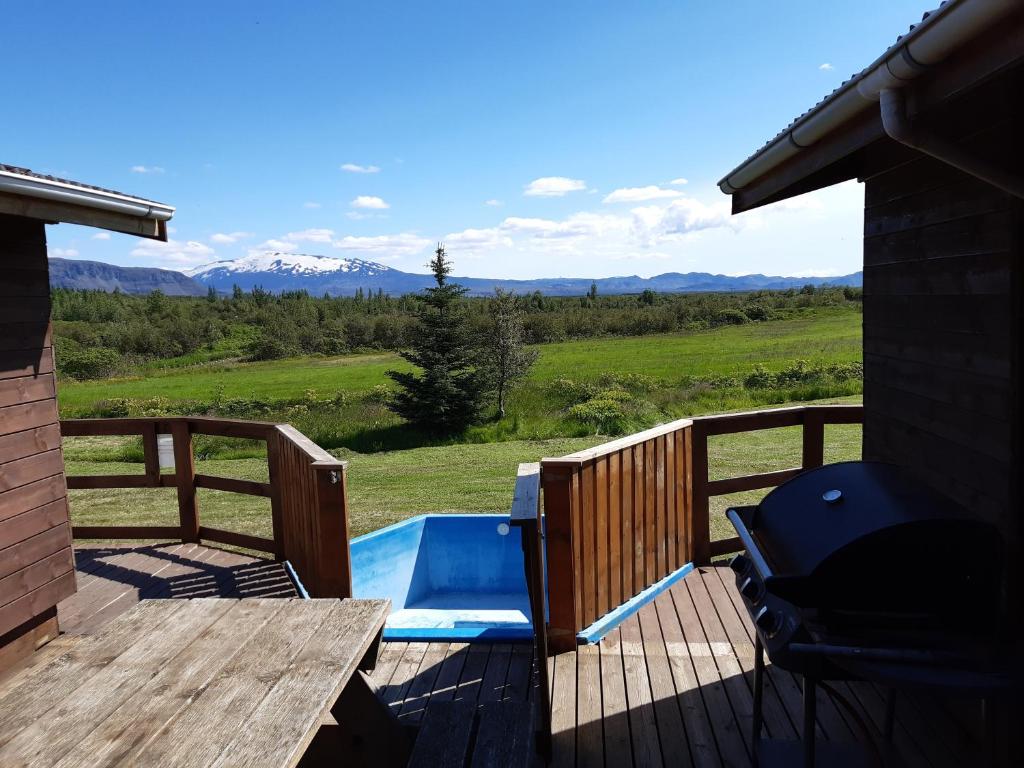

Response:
(531, 404), (863, 655)
(689, 404), (864, 563)
(540, 418), (693, 653)
(60, 416), (352, 598)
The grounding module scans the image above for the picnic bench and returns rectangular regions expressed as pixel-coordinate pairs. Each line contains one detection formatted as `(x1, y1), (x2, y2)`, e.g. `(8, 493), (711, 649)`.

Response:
(0, 597), (410, 767)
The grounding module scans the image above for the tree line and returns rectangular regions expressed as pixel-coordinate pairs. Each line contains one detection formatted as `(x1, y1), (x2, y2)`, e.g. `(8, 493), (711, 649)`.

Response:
(51, 271), (860, 383)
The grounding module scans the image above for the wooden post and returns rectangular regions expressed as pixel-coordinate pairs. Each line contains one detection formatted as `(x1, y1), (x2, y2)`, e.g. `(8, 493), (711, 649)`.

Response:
(265, 429), (286, 561)
(541, 463), (578, 654)
(171, 420), (199, 543)
(141, 422), (160, 485)
(689, 421), (711, 565)
(801, 408), (826, 470)
(313, 464), (353, 598)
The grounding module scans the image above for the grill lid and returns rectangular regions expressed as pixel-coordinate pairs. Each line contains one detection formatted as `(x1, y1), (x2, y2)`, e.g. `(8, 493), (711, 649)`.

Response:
(752, 462), (992, 576)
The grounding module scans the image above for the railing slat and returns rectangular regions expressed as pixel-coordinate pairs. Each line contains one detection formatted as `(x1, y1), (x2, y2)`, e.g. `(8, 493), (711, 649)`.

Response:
(706, 467), (803, 496)
(194, 474), (272, 497)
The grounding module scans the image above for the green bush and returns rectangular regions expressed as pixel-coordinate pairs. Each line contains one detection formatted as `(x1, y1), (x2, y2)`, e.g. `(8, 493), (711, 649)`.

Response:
(56, 345), (123, 380)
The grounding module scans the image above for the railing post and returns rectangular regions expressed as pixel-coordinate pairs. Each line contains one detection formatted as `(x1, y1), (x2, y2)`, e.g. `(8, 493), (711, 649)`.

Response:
(689, 420), (711, 566)
(312, 463), (353, 598)
(171, 420), (200, 543)
(265, 428), (286, 561)
(540, 462), (579, 654)
(141, 422), (160, 485)
(801, 408), (826, 470)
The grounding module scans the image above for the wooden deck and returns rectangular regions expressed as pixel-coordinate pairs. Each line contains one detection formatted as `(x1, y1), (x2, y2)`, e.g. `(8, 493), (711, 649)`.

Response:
(57, 542), (297, 634)
(376, 566), (986, 768)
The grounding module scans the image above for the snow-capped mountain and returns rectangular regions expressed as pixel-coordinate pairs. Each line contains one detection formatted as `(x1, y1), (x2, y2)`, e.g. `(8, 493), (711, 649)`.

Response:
(186, 251), (863, 297)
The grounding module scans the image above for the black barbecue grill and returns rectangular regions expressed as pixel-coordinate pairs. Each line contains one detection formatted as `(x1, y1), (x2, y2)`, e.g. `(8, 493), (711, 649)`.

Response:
(726, 461), (1007, 766)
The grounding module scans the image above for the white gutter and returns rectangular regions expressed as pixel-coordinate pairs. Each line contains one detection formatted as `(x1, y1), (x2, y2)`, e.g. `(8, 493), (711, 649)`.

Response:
(879, 88), (1024, 199)
(0, 169), (175, 221)
(718, 0), (1020, 195)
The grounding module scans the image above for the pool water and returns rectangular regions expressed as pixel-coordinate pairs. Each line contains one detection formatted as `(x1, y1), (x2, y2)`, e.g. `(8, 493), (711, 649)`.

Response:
(350, 514), (536, 641)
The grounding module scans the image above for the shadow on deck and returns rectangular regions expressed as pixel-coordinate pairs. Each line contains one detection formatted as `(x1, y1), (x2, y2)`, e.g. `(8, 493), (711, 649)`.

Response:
(375, 566), (987, 768)
(58, 542), (297, 635)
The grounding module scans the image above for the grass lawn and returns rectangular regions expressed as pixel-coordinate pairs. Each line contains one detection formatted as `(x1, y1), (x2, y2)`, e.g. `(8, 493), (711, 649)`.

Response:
(66, 397), (861, 547)
(57, 306), (861, 412)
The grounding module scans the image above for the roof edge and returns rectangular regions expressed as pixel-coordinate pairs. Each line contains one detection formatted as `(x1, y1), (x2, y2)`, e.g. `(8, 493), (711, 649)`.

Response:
(718, 0), (1019, 198)
(0, 168), (175, 222)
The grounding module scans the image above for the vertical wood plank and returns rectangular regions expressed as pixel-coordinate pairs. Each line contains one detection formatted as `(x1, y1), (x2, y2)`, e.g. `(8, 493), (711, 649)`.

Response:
(580, 460), (596, 627)
(633, 444), (645, 593)
(674, 428), (688, 566)
(608, 450), (622, 608)
(656, 433), (668, 578)
(265, 430), (286, 560)
(621, 447), (634, 600)
(689, 422), (710, 565)
(313, 465), (352, 598)
(541, 464), (578, 653)
(595, 456), (609, 619)
(666, 431), (677, 573)
(170, 420), (199, 543)
(644, 439), (656, 587)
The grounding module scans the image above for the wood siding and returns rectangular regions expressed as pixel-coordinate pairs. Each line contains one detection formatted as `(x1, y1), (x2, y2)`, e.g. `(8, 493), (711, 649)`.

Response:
(861, 71), (1023, 625)
(0, 214), (75, 649)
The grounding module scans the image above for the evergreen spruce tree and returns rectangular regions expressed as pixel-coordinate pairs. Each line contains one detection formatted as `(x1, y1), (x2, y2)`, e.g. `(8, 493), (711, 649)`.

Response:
(386, 244), (484, 434)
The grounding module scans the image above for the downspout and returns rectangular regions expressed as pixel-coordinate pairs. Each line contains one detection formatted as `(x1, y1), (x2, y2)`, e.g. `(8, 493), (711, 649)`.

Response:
(879, 88), (1024, 200)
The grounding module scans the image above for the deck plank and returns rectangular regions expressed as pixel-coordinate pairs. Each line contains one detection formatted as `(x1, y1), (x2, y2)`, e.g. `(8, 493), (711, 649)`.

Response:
(670, 580), (750, 767)
(549, 651), (576, 768)
(652, 594), (719, 768)
(399, 642), (450, 724)
(637, 603), (692, 767)
(379, 567), (986, 768)
(598, 629), (634, 768)
(576, 644), (605, 768)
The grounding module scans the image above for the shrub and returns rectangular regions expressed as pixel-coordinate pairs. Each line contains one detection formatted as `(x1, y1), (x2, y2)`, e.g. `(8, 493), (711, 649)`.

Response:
(56, 345), (123, 380)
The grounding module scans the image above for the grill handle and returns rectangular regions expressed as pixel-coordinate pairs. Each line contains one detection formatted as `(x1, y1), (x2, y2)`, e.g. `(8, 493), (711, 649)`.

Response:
(726, 507), (775, 582)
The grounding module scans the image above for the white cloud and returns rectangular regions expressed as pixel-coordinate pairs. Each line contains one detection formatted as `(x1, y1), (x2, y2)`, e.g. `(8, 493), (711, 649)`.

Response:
(303, 201), (322, 209)
(484, 199), (503, 207)
(669, 178), (689, 186)
(819, 63), (833, 71)
(603, 185), (683, 203)
(340, 163), (380, 174)
(91, 232), (111, 241)
(443, 227), (512, 253)
(285, 228), (336, 243)
(210, 231), (252, 244)
(51, 247), (79, 258)
(131, 165), (165, 174)
(258, 239), (299, 252)
(351, 195), (390, 210)
(523, 177), (587, 197)
(130, 238), (215, 266)
(333, 233), (431, 257)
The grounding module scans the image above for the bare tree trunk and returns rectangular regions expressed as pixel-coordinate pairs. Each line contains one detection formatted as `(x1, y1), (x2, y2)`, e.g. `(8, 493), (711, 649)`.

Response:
(498, 381), (506, 418)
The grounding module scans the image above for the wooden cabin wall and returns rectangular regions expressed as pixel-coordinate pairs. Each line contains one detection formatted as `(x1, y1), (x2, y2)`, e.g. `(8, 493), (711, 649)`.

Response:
(0, 214), (75, 668)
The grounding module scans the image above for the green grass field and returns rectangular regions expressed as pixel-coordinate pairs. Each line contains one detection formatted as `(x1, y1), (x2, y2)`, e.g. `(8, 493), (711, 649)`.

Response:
(58, 306), (860, 411)
(62, 306), (863, 546)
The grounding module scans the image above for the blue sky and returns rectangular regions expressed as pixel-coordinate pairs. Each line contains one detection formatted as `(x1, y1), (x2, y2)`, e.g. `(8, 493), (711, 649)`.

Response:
(3, 1), (927, 279)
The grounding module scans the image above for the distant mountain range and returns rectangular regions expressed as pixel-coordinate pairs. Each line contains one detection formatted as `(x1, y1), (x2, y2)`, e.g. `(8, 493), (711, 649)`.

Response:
(49, 252), (863, 297)
(186, 252), (862, 296)
(49, 258), (206, 296)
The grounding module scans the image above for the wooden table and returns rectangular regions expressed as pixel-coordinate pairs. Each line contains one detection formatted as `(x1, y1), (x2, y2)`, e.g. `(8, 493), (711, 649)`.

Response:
(0, 597), (397, 768)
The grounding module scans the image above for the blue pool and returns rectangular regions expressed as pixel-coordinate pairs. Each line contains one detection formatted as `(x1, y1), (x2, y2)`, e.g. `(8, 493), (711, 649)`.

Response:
(350, 514), (536, 641)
